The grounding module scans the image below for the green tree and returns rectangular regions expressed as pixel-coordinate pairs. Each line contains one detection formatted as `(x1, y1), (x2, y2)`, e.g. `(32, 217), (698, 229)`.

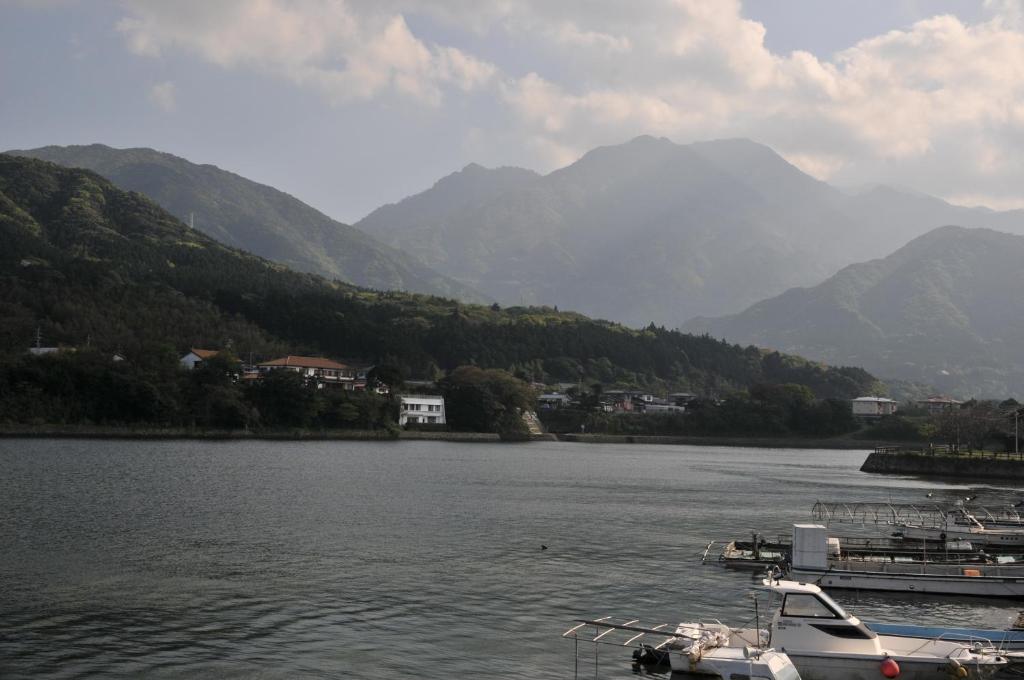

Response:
(439, 366), (536, 438)
(247, 369), (319, 428)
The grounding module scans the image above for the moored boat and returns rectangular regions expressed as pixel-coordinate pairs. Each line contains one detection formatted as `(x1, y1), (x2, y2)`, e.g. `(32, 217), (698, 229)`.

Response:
(897, 509), (1024, 548)
(754, 578), (1007, 679)
(562, 577), (1007, 679)
(788, 524), (1024, 598)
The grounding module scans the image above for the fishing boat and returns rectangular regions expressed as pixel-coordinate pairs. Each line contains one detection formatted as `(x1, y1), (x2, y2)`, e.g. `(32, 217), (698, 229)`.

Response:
(708, 532), (792, 569)
(788, 524), (1024, 598)
(897, 509), (1024, 548)
(711, 531), (1013, 569)
(811, 501), (1024, 546)
(563, 577), (1008, 679)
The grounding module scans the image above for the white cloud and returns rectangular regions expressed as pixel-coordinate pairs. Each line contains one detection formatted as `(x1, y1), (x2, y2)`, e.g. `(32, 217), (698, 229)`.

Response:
(111, 0), (1024, 209)
(116, 0), (496, 106)
(148, 80), (176, 112)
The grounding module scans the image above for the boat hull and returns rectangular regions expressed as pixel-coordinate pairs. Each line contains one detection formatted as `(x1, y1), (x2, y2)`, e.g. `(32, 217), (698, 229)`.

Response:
(791, 566), (1024, 598)
(901, 525), (1024, 547)
(784, 652), (1001, 680)
(866, 622), (1024, 651)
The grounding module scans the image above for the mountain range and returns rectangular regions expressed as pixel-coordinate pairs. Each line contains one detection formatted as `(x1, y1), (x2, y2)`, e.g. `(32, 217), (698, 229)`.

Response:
(357, 135), (1024, 327)
(684, 226), (1024, 397)
(5, 144), (483, 302)
(0, 154), (877, 400)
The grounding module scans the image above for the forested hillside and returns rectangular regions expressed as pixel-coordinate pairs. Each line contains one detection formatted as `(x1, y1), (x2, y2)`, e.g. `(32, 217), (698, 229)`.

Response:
(685, 226), (1024, 397)
(0, 156), (880, 427)
(7, 144), (483, 302)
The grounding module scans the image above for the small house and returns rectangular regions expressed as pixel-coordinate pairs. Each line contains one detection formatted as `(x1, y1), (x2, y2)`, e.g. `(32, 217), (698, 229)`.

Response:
(917, 395), (962, 415)
(399, 395), (446, 426)
(851, 396), (898, 418)
(180, 348), (219, 370)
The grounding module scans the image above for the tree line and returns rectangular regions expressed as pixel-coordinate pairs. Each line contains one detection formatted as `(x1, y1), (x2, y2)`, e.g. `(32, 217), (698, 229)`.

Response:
(0, 155), (882, 433)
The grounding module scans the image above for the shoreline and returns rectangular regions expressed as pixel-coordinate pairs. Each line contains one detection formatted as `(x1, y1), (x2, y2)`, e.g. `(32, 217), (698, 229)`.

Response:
(0, 426), (888, 449)
(861, 449), (1024, 481)
(0, 426), (501, 443)
(554, 433), (884, 449)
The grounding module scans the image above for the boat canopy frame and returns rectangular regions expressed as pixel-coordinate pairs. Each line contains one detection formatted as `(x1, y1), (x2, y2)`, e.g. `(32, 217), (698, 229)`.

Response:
(810, 501), (1022, 528)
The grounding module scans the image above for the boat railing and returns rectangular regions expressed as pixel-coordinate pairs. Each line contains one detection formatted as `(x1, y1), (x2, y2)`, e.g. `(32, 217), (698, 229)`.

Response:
(811, 501), (1024, 529)
(563, 618), (732, 648)
(903, 632), (998, 658)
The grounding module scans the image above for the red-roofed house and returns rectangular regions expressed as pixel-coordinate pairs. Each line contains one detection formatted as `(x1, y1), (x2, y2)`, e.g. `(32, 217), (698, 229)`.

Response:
(258, 355), (356, 387)
(180, 348), (219, 370)
(917, 395), (963, 415)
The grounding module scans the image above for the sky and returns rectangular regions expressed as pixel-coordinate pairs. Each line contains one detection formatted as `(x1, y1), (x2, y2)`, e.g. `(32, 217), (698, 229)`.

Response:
(1, 0), (1023, 223)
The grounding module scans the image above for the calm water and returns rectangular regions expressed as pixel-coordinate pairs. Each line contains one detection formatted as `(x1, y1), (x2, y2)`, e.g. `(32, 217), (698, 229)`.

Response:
(1, 439), (1022, 679)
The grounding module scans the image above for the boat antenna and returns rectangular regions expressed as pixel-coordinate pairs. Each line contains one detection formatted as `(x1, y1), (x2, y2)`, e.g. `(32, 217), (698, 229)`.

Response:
(753, 593), (761, 652)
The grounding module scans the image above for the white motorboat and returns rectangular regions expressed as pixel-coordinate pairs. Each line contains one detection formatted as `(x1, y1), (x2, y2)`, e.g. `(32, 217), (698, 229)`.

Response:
(789, 523), (1024, 598)
(563, 577), (1007, 679)
(750, 578), (1007, 679)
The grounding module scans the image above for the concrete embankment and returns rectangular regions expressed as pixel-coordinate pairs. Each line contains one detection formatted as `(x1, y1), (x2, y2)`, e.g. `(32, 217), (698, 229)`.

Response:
(861, 450), (1024, 481)
(555, 433), (886, 449)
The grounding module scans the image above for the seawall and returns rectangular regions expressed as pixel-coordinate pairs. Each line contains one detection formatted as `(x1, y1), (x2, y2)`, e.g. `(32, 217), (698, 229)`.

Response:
(555, 433), (886, 449)
(861, 451), (1024, 481)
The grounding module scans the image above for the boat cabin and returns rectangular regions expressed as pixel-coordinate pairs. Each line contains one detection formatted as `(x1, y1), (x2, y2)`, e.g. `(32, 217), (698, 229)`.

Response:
(763, 579), (881, 653)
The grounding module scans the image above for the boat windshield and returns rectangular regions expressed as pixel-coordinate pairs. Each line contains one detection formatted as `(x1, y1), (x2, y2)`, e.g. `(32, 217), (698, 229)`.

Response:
(815, 591), (849, 619)
(781, 592), (848, 619)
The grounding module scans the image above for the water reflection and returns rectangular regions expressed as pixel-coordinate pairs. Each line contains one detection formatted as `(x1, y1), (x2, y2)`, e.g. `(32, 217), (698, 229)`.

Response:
(0, 439), (1020, 679)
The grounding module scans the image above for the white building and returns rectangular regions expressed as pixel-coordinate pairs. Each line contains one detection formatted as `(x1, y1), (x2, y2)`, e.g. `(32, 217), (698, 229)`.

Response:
(399, 395), (446, 426)
(180, 348), (219, 369)
(538, 393), (572, 409)
(851, 396), (898, 418)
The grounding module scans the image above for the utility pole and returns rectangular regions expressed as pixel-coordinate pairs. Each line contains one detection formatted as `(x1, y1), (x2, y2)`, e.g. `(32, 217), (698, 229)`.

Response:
(1016, 408), (1020, 459)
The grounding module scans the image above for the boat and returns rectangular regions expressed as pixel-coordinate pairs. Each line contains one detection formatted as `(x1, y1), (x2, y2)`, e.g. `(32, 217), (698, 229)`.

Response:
(712, 531), (1016, 569)
(809, 501), (1024, 548)
(755, 578), (1008, 679)
(897, 509), (1024, 548)
(788, 524), (1024, 598)
(563, 578), (1008, 679)
(564, 619), (802, 679)
(708, 532), (791, 569)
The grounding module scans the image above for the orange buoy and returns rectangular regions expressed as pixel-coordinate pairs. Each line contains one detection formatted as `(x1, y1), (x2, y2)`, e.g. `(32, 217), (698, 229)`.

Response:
(880, 657), (900, 678)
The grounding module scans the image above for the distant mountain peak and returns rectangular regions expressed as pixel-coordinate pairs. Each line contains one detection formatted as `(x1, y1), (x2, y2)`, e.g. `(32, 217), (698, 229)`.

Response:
(625, 134), (674, 146)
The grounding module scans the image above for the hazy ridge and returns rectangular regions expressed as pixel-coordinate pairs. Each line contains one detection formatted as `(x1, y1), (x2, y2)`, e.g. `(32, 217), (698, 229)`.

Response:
(684, 226), (1024, 397)
(358, 136), (1024, 327)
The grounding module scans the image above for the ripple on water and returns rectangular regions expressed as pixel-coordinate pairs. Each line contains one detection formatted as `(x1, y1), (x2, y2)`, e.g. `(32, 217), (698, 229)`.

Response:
(1, 439), (1021, 679)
